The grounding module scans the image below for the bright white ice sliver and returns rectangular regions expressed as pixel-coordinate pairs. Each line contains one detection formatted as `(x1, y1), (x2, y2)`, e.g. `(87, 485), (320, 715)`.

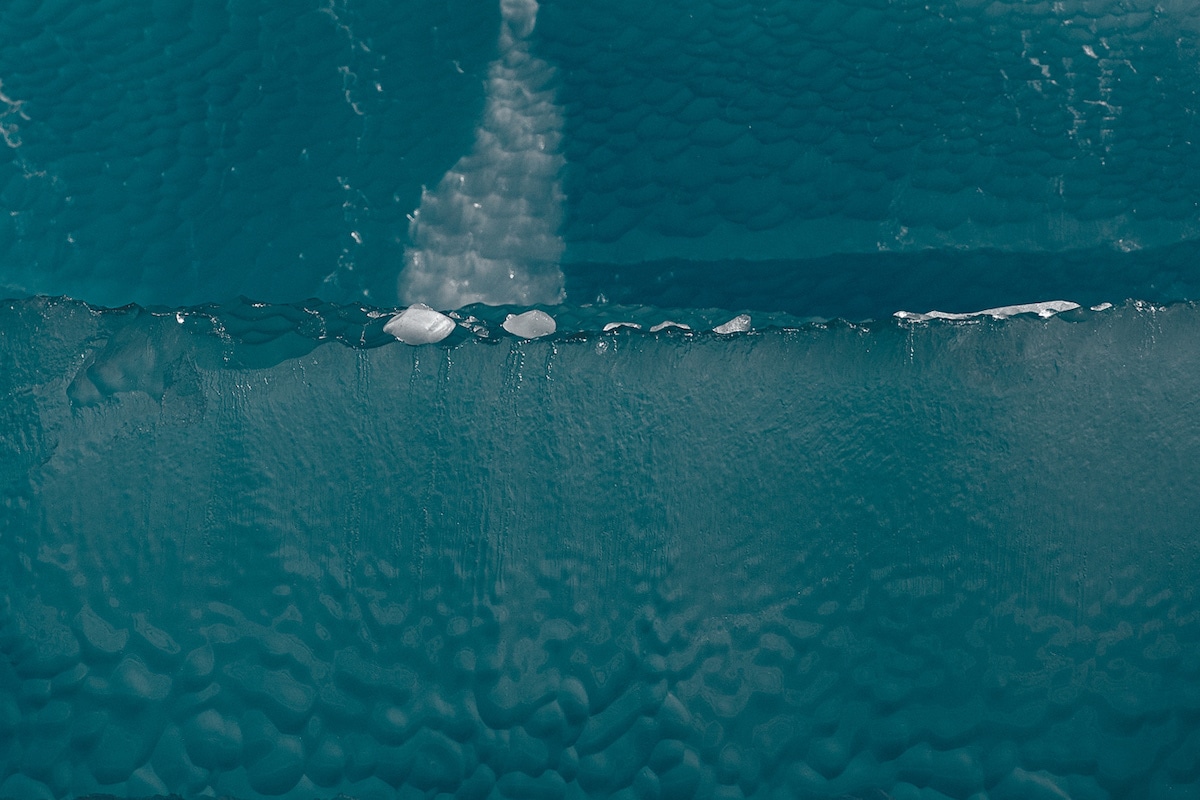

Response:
(398, 0), (565, 309)
(650, 321), (690, 332)
(384, 304), (456, 344)
(713, 314), (752, 334)
(894, 300), (1080, 322)
(602, 322), (641, 332)
(503, 309), (556, 338)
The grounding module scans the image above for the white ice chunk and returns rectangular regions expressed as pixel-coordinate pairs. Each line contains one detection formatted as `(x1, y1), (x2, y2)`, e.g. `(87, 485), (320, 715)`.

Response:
(894, 300), (1080, 322)
(713, 314), (751, 334)
(1091, 302), (1114, 311)
(503, 309), (556, 338)
(650, 321), (691, 332)
(602, 322), (642, 332)
(383, 303), (456, 344)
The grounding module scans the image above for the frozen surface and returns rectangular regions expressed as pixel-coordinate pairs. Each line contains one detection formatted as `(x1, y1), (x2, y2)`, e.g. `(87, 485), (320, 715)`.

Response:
(2, 297), (1199, 799)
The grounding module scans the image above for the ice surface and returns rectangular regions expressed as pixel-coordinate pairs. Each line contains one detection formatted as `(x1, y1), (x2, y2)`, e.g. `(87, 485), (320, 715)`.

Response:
(2, 297), (1198, 799)
(382, 303), (456, 345)
(502, 308), (557, 338)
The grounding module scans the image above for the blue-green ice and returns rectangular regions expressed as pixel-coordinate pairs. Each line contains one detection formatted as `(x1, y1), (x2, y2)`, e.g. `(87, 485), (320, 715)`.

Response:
(1, 0), (1199, 798)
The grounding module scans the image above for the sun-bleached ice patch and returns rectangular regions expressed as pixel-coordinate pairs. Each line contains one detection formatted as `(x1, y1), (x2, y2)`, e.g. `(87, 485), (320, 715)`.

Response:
(399, 0), (566, 310)
(650, 321), (691, 332)
(713, 314), (752, 334)
(894, 300), (1080, 322)
(602, 322), (642, 332)
(383, 303), (456, 344)
(1091, 302), (1114, 311)
(502, 309), (556, 338)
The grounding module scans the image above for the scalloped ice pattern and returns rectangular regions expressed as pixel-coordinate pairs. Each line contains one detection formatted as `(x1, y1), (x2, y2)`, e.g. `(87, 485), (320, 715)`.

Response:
(2, 299), (1200, 800)
(3, 0), (1200, 798)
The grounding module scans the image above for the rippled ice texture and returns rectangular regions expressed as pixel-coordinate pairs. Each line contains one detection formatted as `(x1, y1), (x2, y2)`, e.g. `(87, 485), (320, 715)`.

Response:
(3, 0), (1200, 798)
(1, 299), (1199, 799)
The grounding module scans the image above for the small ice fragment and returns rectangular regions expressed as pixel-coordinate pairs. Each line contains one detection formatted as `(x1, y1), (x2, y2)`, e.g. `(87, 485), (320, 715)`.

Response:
(1024, 300), (1080, 318)
(1091, 302), (1113, 311)
(713, 314), (751, 334)
(502, 309), (556, 338)
(383, 303), (456, 344)
(650, 321), (691, 332)
(602, 322), (642, 332)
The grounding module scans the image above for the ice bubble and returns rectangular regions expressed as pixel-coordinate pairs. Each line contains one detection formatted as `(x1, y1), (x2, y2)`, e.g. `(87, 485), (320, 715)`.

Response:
(75, 605), (128, 654)
(650, 321), (691, 332)
(383, 303), (456, 345)
(183, 709), (243, 770)
(503, 309), (557, 338)
(245, 734), (305, 795)
(713, 314), (752, 334)
(307, 737), (346, 787)
(90, 718), (155, 784)
(603, 322), (642, 332)
(127, 765), (170, 796)
(111, 655), (171, 702)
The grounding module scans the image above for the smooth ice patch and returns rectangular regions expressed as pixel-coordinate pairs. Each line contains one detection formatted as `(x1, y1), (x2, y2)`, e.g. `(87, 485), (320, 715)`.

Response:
(894, 300), (1080, 322)
(384, 304), (457, 344)
(602, 322), (642, 332)
(502, 309), (556, 338)
(713, 314), (752, 333)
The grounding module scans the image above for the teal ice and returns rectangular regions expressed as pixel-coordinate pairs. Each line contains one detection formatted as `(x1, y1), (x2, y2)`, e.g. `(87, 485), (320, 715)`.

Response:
(1, 1), (1199, 798)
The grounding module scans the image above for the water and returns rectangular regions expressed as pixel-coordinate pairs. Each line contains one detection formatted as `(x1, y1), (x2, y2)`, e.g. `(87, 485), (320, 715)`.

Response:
(2, 0), (1200, 798)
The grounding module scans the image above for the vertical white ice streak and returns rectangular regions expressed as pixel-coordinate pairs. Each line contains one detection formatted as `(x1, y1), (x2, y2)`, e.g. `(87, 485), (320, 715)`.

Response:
(399, 0), (566, 309)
